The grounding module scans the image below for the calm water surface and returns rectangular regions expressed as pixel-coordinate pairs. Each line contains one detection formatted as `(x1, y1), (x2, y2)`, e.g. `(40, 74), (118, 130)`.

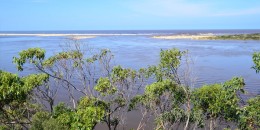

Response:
(1, 30), (260, 95)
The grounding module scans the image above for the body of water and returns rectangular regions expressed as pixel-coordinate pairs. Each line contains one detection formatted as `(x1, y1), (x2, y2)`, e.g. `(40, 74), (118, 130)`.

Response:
(1, 30), (260, 95)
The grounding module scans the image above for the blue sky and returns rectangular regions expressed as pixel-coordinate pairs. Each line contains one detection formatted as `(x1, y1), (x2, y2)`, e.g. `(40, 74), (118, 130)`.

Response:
(1, 0), (260, 30)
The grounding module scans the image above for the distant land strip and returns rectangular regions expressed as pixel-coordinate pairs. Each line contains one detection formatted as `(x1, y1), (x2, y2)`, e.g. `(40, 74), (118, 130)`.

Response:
(153, 33), (260, 40)
(0, 33), (152, 36)
(0, 33), (152, 40)
(2, 33), (260, 40)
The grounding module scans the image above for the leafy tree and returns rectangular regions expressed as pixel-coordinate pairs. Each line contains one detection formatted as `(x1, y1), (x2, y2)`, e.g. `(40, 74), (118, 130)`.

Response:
(12, 43), (144, 129)
(31, 98), (106, 130)
(30, 111), (51, 130)
(42, 118), (68, 130)
(0, 70), (48, 129)
(4, 45), (260, 130)
(237, 51), (260, 129)
(31, 103), (71, 130)
(129, 49), (202, 130)
(238, 96), (260, 130)
(192, 77), (245, 130)
(13, 44), (114, 110)
(252, 52), (260, 73)
(94, 65), (144, 130)
(71, 97), (106, 130)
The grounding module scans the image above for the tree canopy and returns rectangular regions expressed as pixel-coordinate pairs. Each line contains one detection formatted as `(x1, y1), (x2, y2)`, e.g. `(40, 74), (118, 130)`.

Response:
(0, 44), (259, 130)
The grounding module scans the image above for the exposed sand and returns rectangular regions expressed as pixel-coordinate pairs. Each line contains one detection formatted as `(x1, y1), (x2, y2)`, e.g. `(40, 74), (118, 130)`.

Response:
(0, 33), (218, 40)
(69, 36), (96, 40)
(153, 34), (216, 40)
(0, 34), (98, 39)
(0, 33), (151, 36)
(0, 33), (153, 40)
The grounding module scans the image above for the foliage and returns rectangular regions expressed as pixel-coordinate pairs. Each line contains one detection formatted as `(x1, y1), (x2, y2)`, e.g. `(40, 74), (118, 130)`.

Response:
(0, 70), (48, 105)
(1, 45), (260, 130)
(94, 77), (117, 96)
(192, 77), (245, 129)
(31, 111), (51, 130)
(0, 70), (48, 129)
(129, 49), (201, 130)
(31, 98), (106, 130)
(129, 79), (199, 129)
(204, 33), (260, 40)
(252, 52), (260, 73)
(12, 44), (140, 129)
(94, 65), (143, 130)
(72, 97), (106, 130)
(146, 48), (187, 84)
(13, 48), (46, 71)
(238, 96), (260, 130)
(31, 105), (70, 130)
(42, 118), (69, 130)
(13, 45), (115, 110)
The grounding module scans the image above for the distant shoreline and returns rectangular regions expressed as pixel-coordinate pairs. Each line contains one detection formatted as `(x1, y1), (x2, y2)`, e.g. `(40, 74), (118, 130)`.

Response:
(0, 33), (152, 36)
(0, 33), (156, 39)
(153, 34), (215, 40)
(1, 33), (260, 40)
(153, 33), (260, 40)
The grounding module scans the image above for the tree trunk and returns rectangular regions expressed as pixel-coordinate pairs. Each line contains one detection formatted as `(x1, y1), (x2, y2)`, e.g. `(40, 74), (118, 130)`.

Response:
(210, 118), (213, 130)
(184, 114), (190, 130)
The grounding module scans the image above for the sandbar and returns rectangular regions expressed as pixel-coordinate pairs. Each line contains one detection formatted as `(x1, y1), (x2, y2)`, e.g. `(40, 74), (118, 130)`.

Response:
(152, 34), (215, 40)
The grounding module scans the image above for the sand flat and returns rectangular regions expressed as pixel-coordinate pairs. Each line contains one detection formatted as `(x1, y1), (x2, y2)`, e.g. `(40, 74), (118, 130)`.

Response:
(153, 34), (216, 40)
(0, 34), (97, 36)
(0, 33), (151, 36)
(69, 36), (96, 40)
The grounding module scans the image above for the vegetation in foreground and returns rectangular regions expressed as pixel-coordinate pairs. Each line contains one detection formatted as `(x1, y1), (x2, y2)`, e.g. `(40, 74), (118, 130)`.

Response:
(201, 33), (260, 40)
(0, 42), (260, 130)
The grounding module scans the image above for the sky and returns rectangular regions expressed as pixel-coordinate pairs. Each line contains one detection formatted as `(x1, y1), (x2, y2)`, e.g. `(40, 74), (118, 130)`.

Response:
(1, 0), (260, 31)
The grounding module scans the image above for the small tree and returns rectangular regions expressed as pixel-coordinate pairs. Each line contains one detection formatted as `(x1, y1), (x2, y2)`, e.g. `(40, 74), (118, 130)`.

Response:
(13, 42), (142, 129)
(193, 77), (245, 130)
(130, 48), (202, 130)
(252, 52), (260, 73)
(0, 70), (48, 129)
(238, 96), (260, 130)
(13, 43), (114, 109)
(237, 52), (260, 130)
(94, 65), (145, 130)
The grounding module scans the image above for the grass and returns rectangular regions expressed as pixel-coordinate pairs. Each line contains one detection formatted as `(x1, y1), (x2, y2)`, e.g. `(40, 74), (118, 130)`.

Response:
(203, 33), (260, 40)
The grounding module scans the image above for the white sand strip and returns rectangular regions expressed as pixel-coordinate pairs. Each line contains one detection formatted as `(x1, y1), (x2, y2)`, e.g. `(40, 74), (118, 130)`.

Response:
(153, 34), (216, 40)
(0, 33), (152, 36)
(69, 36), (96, 40)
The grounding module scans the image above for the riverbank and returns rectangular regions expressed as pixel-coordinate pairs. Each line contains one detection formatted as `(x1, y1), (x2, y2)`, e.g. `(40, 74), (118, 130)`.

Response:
(153, 33), (260, 40)
(205, 33), (260, 40)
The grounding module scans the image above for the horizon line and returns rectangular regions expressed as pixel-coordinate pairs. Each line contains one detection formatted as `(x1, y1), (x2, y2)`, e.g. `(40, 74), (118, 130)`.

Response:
(1, 29), (260, 32)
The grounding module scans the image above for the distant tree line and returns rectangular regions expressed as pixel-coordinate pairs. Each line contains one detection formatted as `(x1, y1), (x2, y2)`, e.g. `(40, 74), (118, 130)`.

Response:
(204, 33), (260, 40)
